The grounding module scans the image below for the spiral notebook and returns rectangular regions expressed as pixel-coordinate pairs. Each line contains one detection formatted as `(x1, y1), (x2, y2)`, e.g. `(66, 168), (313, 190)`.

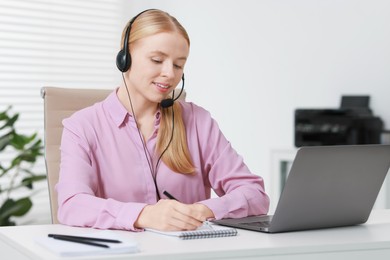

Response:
(146, 222), (237, 240)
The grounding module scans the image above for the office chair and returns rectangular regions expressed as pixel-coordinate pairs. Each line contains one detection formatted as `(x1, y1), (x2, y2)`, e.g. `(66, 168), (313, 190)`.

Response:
(41, 87), (112, 223)
(41, 86), (186, 224)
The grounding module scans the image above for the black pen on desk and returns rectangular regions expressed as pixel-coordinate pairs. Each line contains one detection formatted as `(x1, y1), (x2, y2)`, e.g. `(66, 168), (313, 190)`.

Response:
(49, 235), (110, 248)
(163, 190), (178, 200)
(48, 234), (121, 243)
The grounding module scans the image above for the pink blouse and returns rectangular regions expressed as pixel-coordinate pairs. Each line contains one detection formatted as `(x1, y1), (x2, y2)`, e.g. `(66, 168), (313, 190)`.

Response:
(56, 89), (269, 231)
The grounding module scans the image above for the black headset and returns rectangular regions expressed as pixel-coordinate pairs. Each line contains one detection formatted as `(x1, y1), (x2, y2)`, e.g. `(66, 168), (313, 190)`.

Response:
(116, 9), (185, 108)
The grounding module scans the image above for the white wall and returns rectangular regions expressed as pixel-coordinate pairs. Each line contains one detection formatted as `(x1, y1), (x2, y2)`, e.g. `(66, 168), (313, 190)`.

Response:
(126, 0), (390, 194)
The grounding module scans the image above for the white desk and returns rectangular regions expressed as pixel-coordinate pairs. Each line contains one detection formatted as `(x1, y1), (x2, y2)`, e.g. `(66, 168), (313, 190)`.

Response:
(1, 210), (390, 260)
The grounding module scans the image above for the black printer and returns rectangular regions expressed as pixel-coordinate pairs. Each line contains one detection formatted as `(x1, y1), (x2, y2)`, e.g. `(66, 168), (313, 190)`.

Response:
(295, 96), (384, 147)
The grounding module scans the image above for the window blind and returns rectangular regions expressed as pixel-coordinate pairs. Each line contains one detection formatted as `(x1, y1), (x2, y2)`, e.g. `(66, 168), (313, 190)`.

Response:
(0, 0), (125, 224)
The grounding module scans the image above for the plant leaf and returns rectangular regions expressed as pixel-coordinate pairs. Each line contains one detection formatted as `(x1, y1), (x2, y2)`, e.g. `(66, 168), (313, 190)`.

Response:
(14, 153), (36, 164)
(0, 106), (11, 120)
(0, 198), (15, 215)
(10, 133), (28, 150)
(21, 175), (47, 189)
(0, 114), (18, 130)
(0, 131), (13, 151)
(0, 111), (8, 121)
(0, 198), (32, 220)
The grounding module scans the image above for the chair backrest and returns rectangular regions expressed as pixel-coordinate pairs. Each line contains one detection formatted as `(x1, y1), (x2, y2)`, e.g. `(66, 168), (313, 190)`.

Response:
(41, 87), (111, 224)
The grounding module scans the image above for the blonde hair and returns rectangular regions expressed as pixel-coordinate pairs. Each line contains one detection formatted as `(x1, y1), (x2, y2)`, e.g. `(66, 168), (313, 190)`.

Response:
(121, 10), (195, 174)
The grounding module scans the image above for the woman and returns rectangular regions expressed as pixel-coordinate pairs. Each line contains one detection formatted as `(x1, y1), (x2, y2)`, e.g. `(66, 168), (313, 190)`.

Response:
(56, 9), (269, 232)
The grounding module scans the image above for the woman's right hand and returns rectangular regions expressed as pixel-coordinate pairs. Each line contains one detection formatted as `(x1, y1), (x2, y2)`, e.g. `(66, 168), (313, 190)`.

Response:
(134, 199), (213, 231)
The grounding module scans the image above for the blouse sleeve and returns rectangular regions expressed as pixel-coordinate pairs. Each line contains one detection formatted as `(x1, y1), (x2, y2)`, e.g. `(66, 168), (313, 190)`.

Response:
(188, 104), (270, 220)
(55, 115), (146, 231)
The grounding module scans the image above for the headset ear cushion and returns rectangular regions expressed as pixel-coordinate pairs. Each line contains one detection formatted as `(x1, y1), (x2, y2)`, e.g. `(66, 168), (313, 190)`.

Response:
(116, 49), (131, 72)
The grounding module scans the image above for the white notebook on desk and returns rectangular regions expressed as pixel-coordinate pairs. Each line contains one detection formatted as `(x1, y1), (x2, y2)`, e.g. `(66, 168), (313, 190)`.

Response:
(146, 222), (238, 240)
(35, 230), (139, 257)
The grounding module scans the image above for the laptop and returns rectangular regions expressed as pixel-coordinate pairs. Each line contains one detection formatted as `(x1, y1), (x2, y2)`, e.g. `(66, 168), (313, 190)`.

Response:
(212, 145), (390, 233)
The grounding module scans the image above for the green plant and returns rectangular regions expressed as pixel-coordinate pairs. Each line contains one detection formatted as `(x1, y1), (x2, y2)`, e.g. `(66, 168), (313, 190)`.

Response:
(0, 106), (46, 226)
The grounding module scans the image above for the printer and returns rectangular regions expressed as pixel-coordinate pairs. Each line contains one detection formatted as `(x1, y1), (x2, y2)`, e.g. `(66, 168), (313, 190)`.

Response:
(295, 96), (384, 147)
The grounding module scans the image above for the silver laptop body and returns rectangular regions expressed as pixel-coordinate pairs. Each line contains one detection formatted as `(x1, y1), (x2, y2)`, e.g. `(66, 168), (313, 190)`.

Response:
(212, 145), (390, 233)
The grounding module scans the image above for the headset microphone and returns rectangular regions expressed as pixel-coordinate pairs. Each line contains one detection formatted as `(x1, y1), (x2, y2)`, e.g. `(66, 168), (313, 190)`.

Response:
(160, 74), (185, 108)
